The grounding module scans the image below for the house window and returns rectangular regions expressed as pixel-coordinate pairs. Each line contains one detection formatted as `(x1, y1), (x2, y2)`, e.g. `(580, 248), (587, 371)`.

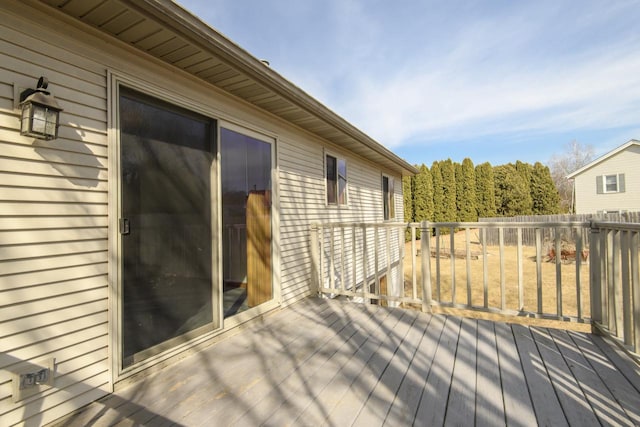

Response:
(382, 175), (395, 220)
(326, 154), (347, 205)
(596, 174), (625, 194)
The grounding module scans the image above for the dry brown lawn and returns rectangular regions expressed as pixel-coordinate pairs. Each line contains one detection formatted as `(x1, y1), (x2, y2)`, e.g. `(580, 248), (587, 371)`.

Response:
(402, 229), (592, 331)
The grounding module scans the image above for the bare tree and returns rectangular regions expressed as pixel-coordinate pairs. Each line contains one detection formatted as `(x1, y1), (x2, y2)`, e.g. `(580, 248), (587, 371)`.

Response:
(547, 140), (595, 213)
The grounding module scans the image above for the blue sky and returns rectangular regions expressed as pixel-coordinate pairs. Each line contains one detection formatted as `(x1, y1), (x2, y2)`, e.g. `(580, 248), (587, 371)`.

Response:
(178, 0), (640, 167)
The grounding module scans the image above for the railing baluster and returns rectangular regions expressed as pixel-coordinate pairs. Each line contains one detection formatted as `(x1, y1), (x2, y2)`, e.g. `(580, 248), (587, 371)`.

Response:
(555, 227), (562, 317)
(436, 227), (441, 301)
(536, 228), (542, 315)
(576, 228), (583, 320)
(466, 227), (471, 307)
(422, 222), (432, 312)
(310, 225), (320, 295)
(610, 230), (618, 335)
(340, 227), (346, 293)
(499, 227), (505, 311)
(589, 224), (602, 326)
(330, 226), (335, 292)
(362, 224), (367, 302)
(451, 230), (456, 305)
(351, 227), (356, 293)
(622, 230), (632, 346)
(374, 226), (379, 300)
(320, 226), (325, 292)
(482, 227), (488, 309)
(631, 230), (640, 353)
(517, 227), (523, 311)
(411, 226), (417, 300)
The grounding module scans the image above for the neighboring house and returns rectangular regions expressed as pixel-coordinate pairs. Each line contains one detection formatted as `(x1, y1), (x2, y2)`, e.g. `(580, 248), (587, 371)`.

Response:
(567, 139), (640, 215)
(0, 1), (416, 425)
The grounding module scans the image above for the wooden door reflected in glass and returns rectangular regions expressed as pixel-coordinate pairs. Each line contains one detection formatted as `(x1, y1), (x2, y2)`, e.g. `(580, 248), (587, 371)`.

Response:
(221, 127), (272, 317)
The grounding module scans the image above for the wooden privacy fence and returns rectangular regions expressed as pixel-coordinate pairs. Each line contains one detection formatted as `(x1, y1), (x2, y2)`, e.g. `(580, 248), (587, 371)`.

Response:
(479, 212), (640, 246)
(311, 220), (640, 359)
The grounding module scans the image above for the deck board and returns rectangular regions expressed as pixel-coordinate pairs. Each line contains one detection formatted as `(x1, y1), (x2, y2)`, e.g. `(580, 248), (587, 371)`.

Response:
(494, 321), (538, 426)
(55, 297), (640, 427)
(474, 320), (505, 427)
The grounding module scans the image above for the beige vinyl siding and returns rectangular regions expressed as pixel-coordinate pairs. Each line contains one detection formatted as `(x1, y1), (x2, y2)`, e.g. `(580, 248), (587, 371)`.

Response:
(1, 1), (406, 423)
(0, 7), (109, 426)
(573, 145), (640, 214)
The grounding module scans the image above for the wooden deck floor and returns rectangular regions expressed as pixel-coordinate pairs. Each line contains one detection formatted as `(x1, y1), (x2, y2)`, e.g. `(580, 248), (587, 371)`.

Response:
(58, 298), (640, 426)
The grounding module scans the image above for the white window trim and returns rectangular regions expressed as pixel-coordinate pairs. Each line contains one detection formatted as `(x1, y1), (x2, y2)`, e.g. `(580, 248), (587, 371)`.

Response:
(382, 174), (395, 221)
(603, 174), (619, 193)
(325, 150), (348, 207)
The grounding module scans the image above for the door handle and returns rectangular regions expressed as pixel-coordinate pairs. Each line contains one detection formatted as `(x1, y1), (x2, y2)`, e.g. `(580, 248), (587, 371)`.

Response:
(119, 218), (130, 235)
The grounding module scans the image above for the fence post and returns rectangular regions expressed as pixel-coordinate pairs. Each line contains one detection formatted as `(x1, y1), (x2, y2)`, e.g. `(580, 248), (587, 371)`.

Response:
(421, 221), (432, 312)
(589, 221), (602, 332)
(310, 224), (321, 297)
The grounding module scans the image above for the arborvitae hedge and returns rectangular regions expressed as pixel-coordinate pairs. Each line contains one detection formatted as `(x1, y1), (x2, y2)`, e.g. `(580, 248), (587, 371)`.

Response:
(431, 161), (444, 222)
(475, 162), (496, 218)
(412, 164), (433, 238)
(459, 158), (477, 222)
(493, 164), (531, 216)
(530, 162), (561, 214)
(402, 159), (562, 231)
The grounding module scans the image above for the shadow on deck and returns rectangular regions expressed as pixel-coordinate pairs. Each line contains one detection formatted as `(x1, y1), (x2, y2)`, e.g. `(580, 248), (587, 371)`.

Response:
(57, 298), (640, 426)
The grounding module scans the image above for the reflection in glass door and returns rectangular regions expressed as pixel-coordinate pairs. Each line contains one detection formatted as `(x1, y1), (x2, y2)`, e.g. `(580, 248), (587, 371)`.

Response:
(220, 127), (272, 317)
(119, 89), (216, 368)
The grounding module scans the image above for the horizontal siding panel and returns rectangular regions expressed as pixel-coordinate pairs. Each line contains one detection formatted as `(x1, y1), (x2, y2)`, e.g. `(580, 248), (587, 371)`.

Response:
(0, 173), (107, 193)
(0, 116), (108, 153)
(0, 310), (107, 352)
(0, 251), (107, 276)
(0, 202), (107, 216)
(0, 240), (107, 261)
(1, 300), (107, 337)
(0, 24), (105, 81)
(0, 227), (107, 248)
(0, 262), (107, 290)
(0, 157), (108, 181)
(0, 288), (106, 324)
(2, 277), (107, 307)
(0, 187), (107, 204)
(57, 126), (108, 147)
(0, 322), (107, 369)
(0, 53), (104, 100)
(0, 114), (107, 147)
(0, 216), (108, 230)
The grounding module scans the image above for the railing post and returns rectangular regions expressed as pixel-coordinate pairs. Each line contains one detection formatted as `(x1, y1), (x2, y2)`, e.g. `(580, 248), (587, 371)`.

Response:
(589, 221), (602, 331)
(421, 221), (432, 312)
(310, 224), (321, 296)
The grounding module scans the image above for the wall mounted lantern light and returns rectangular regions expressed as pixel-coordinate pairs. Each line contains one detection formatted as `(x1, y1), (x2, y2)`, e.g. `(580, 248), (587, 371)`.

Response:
(19, 77), (63, 141)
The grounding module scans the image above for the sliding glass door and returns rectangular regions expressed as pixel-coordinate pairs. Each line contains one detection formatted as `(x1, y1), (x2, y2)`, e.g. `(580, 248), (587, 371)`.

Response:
(119, 88), (216, 367)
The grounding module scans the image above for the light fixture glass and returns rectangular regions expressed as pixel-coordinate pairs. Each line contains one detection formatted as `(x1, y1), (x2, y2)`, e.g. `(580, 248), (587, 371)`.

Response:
(19, 77), (63, 141)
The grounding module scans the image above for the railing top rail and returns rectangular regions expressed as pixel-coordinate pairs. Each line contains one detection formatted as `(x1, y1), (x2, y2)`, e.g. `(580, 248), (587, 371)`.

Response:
(311, 221), (591, 229)
(311, 222), (408, 229)
(412, 221), (591, 229)
(590, 220), (640, 231)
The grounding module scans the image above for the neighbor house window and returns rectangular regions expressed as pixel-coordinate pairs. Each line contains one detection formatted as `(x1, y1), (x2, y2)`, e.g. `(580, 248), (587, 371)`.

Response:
(382, 175), (395, 220)
(596, 174), (625, 194)
(326, 154), (347, 205)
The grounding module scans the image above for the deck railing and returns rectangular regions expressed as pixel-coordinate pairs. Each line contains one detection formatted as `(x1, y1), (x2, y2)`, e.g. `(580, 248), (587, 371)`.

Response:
(590, 221), (640, 359)
(310, 220), (640, 358)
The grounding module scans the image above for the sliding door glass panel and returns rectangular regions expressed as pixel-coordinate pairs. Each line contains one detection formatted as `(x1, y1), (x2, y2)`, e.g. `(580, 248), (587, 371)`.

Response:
(120, 89), (215, 367)
(221, 127), (272, 317)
